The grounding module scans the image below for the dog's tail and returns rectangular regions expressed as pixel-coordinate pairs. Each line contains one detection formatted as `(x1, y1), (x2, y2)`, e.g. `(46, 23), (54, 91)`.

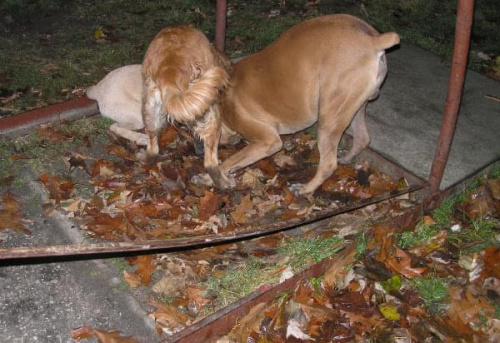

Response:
(373, 32), (400, 51)
(162, 66), (229, 123)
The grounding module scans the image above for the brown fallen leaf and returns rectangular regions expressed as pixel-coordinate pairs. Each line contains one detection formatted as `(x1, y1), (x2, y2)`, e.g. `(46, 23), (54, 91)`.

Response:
(185, 285), (211, 309)
(71, 325), (138, 342)
(39, 173), (74, 204)
(229, 302), (267, 343)
(199, 190), (220, 221)
(0, 192), (30, 235)
(482, 246), (500, 279)
(385, 248), (427, 279)
(127, 255), (155, 285)
(446, 286), (494, 334)
(123, 271), (142, 289)
(488, 179), (500, 200)
(149, 297), (189, 333)
(231, 195), (255, 224)
(159, 125), (179, 148)
(459, 184), (497, 219)
(0, 92), (22, 104)
(39, 125), (73, 142)
(323, 244), (356, 288)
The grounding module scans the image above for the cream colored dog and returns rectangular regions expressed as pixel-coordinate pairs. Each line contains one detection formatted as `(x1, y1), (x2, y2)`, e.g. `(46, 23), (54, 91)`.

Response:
(214, 14), (400, 195)
(86, 64), (148, 145)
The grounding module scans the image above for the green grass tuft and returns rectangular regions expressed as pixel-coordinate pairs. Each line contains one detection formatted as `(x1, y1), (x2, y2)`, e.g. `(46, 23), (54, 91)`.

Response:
(278, 235), (345, 272)
(398, 220), (440, 249)
(411, 276), (449, 313)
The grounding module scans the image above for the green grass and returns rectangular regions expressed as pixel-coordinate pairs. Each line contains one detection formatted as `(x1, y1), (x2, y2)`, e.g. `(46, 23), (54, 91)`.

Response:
(411, 276), (449, 313)
(204, 235), (344, 311)
(447, 217), (499, 254)
(355, 232), (368, 260)
(278, 235), (345, 272)
(432, 193), (467, 228)
(398, 220), (440, 249)
(490, 165), (500, 179)
(205, 258), (278, 308)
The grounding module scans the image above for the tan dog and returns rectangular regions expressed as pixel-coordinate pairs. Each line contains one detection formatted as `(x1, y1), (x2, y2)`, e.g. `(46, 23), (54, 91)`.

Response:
(142, 26), (230, 182)
(215, 14), (400, 195)
(86, 65), (148, 145)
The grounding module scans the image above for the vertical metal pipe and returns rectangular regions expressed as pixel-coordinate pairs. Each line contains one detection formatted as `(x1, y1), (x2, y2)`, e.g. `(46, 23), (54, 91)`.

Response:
(214, 0), (227, 52)
(427, 0), (475, 196)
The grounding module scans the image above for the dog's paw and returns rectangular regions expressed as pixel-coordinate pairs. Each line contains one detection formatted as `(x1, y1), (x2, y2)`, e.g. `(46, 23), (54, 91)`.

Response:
(208, 168), (236, 190)
(338, 156), (352, 165)
(145, 152), (159, 165)
(136, 134), (149, 147)
(289, 183), (306, 197)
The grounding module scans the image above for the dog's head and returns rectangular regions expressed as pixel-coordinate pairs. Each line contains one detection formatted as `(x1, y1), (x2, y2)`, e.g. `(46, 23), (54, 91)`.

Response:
(143, 26), (230, 124)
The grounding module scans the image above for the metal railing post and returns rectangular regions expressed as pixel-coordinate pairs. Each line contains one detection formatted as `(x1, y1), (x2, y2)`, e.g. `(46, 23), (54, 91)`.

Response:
(427, 0), (475, 196)
(214, 0), (227, 52)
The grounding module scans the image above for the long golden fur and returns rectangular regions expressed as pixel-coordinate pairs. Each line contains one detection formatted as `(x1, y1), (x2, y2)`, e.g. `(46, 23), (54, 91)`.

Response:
(213, 15), (400, 195)
(142, 26), (230, 179)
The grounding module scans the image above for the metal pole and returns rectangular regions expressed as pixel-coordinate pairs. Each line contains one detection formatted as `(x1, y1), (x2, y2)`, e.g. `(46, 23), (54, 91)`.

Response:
(214, 0), (227, 52)
(427, 0), (475, 196)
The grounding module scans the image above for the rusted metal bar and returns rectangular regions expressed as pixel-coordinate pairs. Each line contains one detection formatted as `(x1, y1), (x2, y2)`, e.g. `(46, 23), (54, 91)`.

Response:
(0, 182), (421, 262)
(214, 0), (227, 52)
(0, 97), (98, 138)
(427, 0), (475, 196)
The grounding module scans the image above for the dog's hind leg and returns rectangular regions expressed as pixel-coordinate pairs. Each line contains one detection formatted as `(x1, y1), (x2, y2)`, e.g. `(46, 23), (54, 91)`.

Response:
(109, 123), (149, 146)
(339, 101), (370, 164)
(295, 94), (366, 195)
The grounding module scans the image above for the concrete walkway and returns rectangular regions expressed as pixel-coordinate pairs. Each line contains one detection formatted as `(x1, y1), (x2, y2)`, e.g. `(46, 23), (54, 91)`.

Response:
(367, 43), (500, 188)
(0, 41), (499, 342)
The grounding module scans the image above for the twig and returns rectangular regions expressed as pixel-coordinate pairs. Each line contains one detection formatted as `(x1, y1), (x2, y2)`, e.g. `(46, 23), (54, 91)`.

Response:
(485, 94), (500, 102)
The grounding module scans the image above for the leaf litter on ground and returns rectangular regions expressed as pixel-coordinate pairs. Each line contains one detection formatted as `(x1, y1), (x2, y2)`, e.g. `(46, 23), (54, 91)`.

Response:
(4, 119), (417, 338)
(215, 168), (500, 342)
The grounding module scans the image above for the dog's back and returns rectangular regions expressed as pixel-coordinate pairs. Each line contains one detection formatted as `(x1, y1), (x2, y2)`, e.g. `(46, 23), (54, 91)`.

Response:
(86, 64), (143, 129)
(223, 14), (399, 135)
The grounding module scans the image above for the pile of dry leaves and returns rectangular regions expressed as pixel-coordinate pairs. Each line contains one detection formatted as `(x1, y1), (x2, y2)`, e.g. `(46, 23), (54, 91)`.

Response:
(38, 125), (406, 242)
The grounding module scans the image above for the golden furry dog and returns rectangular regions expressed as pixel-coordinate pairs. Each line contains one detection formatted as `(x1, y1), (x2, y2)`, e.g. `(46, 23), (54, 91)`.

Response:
(86, 65), (148, 146)
(142, 26), (230, 182)
(213, 14), (400, 195)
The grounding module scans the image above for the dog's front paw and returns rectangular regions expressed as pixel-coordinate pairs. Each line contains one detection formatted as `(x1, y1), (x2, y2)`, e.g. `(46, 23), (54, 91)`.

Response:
(207, 168), (236, 190)
(289, 183), (307, 197)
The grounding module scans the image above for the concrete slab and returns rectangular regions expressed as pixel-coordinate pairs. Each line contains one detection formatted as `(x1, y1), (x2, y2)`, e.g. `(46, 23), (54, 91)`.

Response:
(365, 43), (500, 188)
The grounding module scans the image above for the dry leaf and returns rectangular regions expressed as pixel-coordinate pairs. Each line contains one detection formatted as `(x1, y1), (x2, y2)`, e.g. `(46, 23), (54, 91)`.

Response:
(199, 190), (220, 221)
(127, 255), (155, 285)
(0, 192), (30, 234)
(229, 302), (267, 343)
(231, 195), (255, 224)
(386, 248), (427, 279)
